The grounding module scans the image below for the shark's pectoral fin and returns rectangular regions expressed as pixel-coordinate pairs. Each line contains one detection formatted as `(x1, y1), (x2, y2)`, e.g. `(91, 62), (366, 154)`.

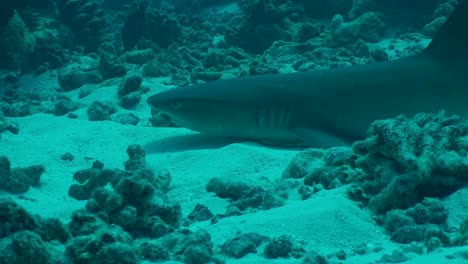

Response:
(292, 128), (352, 149)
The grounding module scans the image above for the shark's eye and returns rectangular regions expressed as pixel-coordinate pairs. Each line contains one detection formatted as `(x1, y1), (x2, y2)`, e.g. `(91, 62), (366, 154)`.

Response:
(170, 102), (183, 110)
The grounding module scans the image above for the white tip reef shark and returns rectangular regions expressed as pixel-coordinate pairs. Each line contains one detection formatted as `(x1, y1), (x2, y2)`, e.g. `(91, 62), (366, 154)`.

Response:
(147, 0), (468, 148)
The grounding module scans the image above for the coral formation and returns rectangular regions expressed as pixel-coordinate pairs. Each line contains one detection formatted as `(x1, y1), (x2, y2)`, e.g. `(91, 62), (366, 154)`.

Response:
(187, 203), (215, 222)
(285, 112), (468, 214)
(118, 74), (148, 109)
(226, 0), (297, 53)
(87, 101), (117, 121)
(65, 145), (229, 263)
(121, 2), (182, 50)
(0, 156), (45, 194)
(221, 233), (268, 258)
(206, 177), (286, 214)
(58, 56), (103, 92)
(283, 112), (468, 251)
(0, 198), (71, 264)
(59, 0), (113, 53)
(353, 113), (468, 213)
(330, 12), (385, 46)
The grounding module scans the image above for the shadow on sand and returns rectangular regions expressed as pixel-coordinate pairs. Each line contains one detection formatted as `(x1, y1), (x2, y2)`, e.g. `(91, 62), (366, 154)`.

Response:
(144, 132), (304, 153)
(144, 133), (242, 153)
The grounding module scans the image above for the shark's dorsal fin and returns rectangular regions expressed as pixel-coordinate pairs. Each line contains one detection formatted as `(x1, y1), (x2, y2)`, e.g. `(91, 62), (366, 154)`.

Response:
(423, 0), (468, 61)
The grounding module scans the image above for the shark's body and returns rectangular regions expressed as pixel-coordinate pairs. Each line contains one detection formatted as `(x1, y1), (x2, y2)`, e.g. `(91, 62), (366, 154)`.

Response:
(147, 0), (468, 148)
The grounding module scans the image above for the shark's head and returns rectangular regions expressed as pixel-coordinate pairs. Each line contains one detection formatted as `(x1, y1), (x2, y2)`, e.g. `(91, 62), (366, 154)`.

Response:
(146, 83), (303, 144)
(146, 86), (256, 137)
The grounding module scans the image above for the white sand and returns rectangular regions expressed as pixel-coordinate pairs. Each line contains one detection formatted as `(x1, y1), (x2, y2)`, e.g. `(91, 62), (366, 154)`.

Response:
(0, 74), (467, 263)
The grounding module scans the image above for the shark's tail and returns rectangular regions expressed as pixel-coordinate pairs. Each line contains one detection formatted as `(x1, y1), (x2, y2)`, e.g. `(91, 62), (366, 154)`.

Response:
(423, 0), (468, 61)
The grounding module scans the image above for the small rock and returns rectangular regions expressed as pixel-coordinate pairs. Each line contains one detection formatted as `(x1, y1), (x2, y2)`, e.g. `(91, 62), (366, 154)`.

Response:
(264, 235), (294, 259)
(115, 113), (140, 126)
(187, 204), (214, 222)
(87, 101), (117, 121)
(60, 152), (74, 161)
(118, 74), (142, 97)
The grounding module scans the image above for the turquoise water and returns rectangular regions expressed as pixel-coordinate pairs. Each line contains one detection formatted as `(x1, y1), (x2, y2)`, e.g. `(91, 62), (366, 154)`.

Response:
(0, 1), (467, 263)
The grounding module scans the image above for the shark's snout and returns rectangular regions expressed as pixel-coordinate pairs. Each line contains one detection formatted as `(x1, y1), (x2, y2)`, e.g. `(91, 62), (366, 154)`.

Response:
(147, 89), (204, 130)
(147, 88), (195, 113)
(147, 92), (186, 128)
(147, 93), (166, 110)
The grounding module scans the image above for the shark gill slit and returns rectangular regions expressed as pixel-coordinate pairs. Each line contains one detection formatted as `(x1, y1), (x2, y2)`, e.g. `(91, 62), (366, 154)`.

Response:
(270, 107), (278, 129)
(256, 107), (267, 129)
(256, 105), (294, 130)
(258, 107), (271, 129)
(284, 104), (295, 129)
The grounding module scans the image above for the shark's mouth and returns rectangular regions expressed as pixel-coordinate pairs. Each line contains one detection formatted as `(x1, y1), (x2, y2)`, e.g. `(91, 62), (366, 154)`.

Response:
(160, 113), (190, 129)
(153, 111), (179, 127)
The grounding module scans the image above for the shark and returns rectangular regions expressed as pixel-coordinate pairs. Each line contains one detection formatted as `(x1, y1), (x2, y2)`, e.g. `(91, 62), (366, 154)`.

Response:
(147, 0), (468, 148)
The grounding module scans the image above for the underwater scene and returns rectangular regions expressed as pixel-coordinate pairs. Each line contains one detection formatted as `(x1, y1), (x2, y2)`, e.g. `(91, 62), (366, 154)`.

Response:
(1, 0), (468, 263)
